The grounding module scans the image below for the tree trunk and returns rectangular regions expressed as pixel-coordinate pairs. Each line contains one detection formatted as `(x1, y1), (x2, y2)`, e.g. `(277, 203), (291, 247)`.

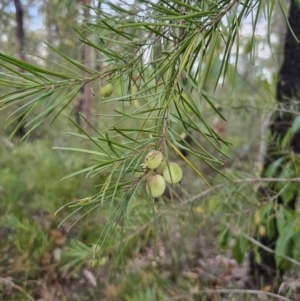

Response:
(13, 0), (26, 138)
(78, 0), (92, 134)
(13, 0), (25, 62)
(250, 0), (300, 290)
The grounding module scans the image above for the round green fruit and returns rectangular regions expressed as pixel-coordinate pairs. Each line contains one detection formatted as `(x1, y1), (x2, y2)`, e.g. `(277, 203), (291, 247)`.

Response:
(146, 174), (166, 198)
(163, 162), (183, 184)
(145, 150), (163, 169)
(100, 83), (113, 97)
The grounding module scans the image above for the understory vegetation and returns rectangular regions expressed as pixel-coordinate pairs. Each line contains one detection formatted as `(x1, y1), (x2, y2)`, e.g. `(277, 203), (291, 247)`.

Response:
(2, 99), (295, 300)
(1, 0), (300, 300)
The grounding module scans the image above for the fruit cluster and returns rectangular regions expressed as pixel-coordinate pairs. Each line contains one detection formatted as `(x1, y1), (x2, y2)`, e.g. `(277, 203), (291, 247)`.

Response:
(136, 150), (183, 198)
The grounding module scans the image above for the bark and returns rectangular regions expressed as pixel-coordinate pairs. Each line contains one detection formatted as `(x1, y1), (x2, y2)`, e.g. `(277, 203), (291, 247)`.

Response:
(79, 0), (92, 134)
(13, 0), (26, 138)
(13, 0), (25, 62)
(95, 2), (102, 72)
(250, 0), (300, 290)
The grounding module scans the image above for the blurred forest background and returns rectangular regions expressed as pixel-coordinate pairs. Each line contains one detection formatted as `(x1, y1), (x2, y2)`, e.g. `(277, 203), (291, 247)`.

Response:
(0, 0), (299, 300)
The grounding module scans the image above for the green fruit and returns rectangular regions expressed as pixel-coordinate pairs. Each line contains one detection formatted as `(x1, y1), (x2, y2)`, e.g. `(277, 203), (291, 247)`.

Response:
(146, 174), (166, 198)
(135, 169), (154, 182)
(100, 83), (113, 97)
(145, 150), (163, 169)
(156, 159), (167, 175)
(163, 162), (183, 184)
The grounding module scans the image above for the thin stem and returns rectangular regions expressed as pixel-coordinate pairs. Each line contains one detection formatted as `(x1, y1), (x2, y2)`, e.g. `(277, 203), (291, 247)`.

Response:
(158, 106), (169, 152)
(0, 277), (36, 301)
(162, 289), (292, 301)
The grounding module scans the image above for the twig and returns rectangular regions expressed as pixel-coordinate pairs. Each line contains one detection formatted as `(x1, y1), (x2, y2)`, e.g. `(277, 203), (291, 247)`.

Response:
(162, 289), (292, 301)
(0, 136), (15, 149)
(110, 176), (300, 251)
(158, 107), (169, 152)
(230, 177), (300, 183)
(0, 277), (36, 301)
(197, 0), (240, 33)
(176, 176), (300, 208)
(241, 233), (300, 268)
(256, 112), (272, 168)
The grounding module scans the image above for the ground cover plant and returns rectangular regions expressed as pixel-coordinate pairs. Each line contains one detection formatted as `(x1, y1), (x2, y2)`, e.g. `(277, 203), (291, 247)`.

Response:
(1, 0), (300, 300)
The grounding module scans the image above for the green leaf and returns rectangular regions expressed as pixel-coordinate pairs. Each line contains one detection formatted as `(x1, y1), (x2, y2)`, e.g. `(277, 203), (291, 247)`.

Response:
(281, 183), (298, 204)
(218, 225), (230, 250)
(232, 236), (248, 264)
(275, 218), (298, 271)
(292, 231), (300, 262)
(264, 157), (285, 178)
(0, 53), (78, 79)
(292, 115), (300, 134)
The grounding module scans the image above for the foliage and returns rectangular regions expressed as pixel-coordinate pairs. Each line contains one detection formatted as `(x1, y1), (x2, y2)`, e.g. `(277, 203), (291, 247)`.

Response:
(0, 141), (100, 299)
(1, 0), (300, 299)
